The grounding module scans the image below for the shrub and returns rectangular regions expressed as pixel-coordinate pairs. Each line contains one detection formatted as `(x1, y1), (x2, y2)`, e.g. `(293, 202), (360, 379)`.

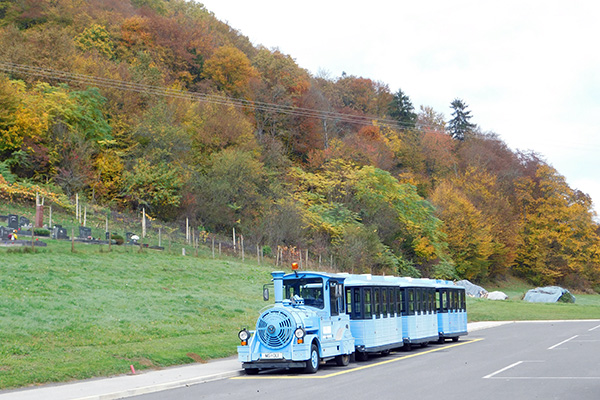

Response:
(262, 245), (272, 257)
(110, 234), (124, 245)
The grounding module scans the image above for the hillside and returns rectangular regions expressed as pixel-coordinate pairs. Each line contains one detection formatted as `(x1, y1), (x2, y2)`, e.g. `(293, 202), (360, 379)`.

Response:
(0, 0), (599, 290)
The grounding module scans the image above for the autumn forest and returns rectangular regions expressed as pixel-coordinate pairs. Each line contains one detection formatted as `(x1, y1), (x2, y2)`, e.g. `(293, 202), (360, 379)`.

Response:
(0, 0), (599, 290)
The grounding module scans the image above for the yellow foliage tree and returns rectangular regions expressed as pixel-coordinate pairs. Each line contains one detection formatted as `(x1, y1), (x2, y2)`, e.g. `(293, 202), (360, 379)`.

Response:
(514, 163), (600, 288)
(431, 181), (494, 280)
(202, 45), (256, 96)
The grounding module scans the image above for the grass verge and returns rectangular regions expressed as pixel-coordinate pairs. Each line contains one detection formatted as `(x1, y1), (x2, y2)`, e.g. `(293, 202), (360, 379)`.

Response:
(0, 240), (272, 389)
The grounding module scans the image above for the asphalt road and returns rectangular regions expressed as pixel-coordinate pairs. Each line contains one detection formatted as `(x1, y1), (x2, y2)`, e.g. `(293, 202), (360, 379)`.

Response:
(130, 320), (600, 400)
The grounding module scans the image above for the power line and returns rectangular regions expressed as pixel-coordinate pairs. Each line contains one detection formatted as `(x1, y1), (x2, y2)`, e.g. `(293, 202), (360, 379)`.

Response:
(0, 61), (428, 131)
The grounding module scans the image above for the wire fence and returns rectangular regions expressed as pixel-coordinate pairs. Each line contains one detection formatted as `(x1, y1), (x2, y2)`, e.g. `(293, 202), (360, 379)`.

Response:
(0, 202), (340, 271)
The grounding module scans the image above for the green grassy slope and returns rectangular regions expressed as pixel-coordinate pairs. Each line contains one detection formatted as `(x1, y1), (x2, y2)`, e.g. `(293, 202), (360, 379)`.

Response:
(0, 241), (272, 388)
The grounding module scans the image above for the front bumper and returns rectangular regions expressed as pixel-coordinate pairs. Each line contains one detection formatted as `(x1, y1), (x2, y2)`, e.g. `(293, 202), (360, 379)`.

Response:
(242, 360), (308, 370)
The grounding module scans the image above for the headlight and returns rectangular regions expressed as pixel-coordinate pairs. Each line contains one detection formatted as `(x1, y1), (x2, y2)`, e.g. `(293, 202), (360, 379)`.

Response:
(238, 329), (250, 341)
(294, 327), (305, 339)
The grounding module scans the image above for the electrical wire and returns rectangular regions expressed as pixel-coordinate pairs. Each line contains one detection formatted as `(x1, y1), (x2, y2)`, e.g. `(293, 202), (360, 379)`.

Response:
(0, 61), (429, 131)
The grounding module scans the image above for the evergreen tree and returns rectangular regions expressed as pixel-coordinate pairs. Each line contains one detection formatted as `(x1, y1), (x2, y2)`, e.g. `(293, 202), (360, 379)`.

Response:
(448, 98), (476, 140)
(388, 88), (417, 129)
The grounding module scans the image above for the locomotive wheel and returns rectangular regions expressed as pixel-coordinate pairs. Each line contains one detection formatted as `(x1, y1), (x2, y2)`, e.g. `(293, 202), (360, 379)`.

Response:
(245, 368), (259, 375)
(304, 344), (320, 373)
(335, 354), (350, 366)
(452, 337), (459, 342)
(381, 349), (390, 356)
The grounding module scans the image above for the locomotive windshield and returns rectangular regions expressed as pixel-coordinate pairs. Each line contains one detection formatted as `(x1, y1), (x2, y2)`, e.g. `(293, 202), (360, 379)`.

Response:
(284, 277), (324, 309)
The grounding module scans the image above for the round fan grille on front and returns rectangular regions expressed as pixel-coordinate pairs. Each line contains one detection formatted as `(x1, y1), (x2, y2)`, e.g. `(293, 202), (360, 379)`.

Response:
(256, 309), (294, 349)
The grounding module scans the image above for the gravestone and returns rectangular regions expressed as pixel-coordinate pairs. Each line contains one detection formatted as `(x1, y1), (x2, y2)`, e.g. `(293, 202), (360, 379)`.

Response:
(53, 226), (68, 240)
(19, 216), (30, 227)
(79, 226), (92, 239)
(0, 226), (10, 240)
(8, 214), (18, 229)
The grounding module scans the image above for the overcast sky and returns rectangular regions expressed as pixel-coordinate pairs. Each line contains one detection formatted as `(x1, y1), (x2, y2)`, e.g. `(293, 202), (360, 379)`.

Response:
(199, 0), (600, 211)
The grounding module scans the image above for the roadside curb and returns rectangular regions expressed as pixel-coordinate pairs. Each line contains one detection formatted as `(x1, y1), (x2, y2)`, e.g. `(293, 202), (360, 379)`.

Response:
(0, 358), (243, 400)
(468, 321), (514, 332)
(76, 369), (244, 400)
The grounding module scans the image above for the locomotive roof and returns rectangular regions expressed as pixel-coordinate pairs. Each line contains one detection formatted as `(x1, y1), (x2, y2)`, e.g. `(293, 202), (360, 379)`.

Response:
(282, 271), (350, 280)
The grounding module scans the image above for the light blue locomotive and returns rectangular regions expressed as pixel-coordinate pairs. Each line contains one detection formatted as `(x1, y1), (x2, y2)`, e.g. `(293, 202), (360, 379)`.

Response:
(237, 267), (467, 374)
(237, 269), (354, 374)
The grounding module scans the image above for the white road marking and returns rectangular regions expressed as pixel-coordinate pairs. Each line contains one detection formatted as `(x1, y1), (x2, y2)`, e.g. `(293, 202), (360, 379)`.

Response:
(589, 324), (600, 331)
(483, 361), (523, 379)
(488, 376), (600, 380)
(548, 335), (578, 350)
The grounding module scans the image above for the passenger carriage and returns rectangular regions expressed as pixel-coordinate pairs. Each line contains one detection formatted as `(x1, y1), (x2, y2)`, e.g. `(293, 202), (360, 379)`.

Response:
(396, 277), (439, 349)
(344, 275), (405, 359)
(434, 280), (468, 342)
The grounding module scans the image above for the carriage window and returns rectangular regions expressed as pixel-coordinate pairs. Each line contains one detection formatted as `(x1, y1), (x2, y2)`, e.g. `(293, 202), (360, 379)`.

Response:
(431, 290), (436, 313)
(353, 288), (362, 319)
(390, 288), (396, 315)
(399, 289), (405, 315)
(436, 291), (441, 311)
(442, 290), (448, 311)
(408, 289), (415, 315)
(382, 288), (388, 316)
(364, 288), (372, 319)
(460, 290), (466, 311)
(374, 288), (381, 317)
(346, 288), (352, 316)
(451, 290), (457, 310)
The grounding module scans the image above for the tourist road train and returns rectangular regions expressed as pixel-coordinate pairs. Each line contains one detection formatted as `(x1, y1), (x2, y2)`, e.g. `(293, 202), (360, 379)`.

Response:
(237, 265), (467, 374)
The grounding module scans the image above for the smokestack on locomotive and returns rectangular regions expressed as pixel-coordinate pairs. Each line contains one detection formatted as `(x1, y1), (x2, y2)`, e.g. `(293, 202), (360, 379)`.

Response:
(272, 271), (284, 303)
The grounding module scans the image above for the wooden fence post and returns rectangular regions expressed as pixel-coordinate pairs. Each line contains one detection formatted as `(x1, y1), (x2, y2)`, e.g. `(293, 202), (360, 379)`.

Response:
(241, 235), (244, 261)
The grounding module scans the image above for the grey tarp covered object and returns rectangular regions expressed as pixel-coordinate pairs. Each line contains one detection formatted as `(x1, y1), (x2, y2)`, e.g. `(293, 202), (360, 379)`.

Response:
(455, 280), (488, 298)
(487, 291), (508, 300)
(523, 286), (576, 303)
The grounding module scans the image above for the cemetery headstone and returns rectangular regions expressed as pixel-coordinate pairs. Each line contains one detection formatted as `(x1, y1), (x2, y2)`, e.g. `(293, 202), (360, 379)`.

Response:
(8, 214), (18, 229)
(53, 226), (68, 240)
(19, 216), (30, 227)
(79, 226), (92, 239)
(0, 226), (9, 240)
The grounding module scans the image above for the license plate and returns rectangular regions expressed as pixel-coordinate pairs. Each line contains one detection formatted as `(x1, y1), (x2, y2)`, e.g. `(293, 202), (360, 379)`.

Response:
(261, 352), (283, 359)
